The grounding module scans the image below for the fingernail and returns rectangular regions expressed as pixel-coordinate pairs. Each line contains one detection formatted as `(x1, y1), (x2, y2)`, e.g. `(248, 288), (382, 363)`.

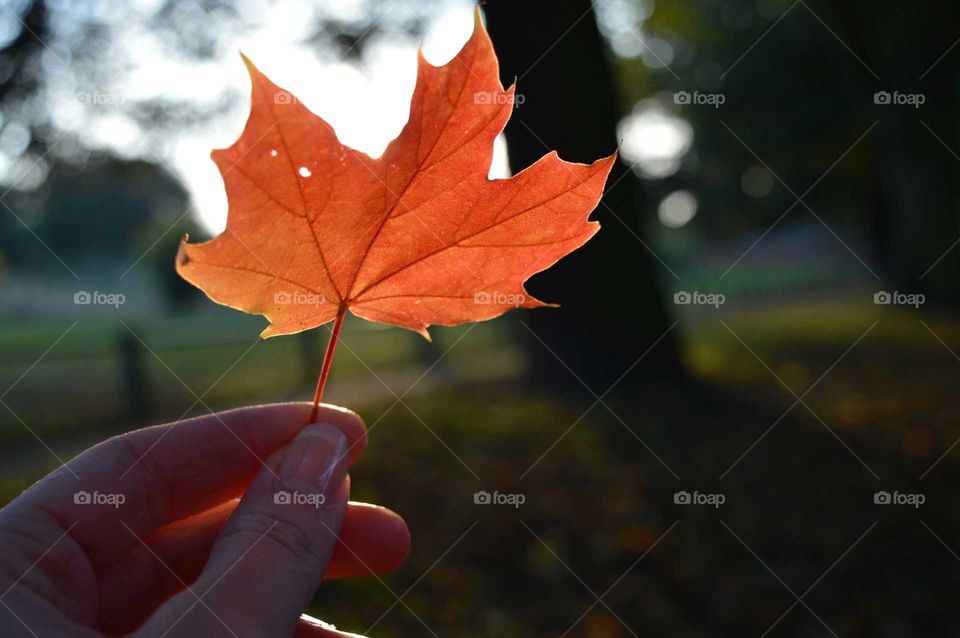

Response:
(300, 613), (366, 637)
(277, 423), (348, 494)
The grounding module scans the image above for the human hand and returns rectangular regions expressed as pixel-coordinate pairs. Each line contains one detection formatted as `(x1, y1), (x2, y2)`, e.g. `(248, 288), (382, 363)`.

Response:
(0, 403), (409, 637)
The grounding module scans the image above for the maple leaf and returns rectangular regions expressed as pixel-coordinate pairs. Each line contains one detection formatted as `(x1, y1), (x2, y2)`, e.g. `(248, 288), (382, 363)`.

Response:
(176, 10), (615, 416)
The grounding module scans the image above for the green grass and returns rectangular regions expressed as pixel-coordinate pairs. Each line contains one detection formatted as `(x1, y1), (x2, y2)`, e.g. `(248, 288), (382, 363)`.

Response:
(2, 296), (960, 635)
(682, 296), (960, 459)
(0, 311), (514, 448)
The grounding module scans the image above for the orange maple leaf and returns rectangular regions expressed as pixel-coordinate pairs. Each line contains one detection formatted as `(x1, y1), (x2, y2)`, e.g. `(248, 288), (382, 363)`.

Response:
(176, 11), (615, 416)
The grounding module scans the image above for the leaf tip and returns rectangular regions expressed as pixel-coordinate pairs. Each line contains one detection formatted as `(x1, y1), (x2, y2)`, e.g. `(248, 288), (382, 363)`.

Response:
(506, 77), (518, 99)
(175, 235), (191, 270)
(597, 151), (618, 177)
(238, 52), (271, 92)
(525, 296), (558, 310)
(239, 51), (257, 73)
(258, 324), (276, 339)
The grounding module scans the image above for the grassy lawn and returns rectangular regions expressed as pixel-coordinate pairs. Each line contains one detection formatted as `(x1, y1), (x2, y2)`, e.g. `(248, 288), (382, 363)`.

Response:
(1, 295), (959, 635)
(0, 311), (513, 449)
(682, 297), (960, 462)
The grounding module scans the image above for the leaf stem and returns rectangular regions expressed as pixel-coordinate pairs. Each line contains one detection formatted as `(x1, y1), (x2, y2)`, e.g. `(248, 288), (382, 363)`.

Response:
(309, 305), (347, 423)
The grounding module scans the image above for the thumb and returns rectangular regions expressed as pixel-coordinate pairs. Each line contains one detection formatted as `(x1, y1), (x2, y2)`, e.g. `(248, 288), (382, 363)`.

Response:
(142, 423), (350, 638)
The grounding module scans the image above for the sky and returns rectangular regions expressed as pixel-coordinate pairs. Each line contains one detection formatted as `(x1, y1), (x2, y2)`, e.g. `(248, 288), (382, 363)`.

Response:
(1, 0), (692, 233)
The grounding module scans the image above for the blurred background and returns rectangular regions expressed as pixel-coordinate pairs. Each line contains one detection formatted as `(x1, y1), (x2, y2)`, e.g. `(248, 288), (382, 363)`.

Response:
(2, 0), (960, 635)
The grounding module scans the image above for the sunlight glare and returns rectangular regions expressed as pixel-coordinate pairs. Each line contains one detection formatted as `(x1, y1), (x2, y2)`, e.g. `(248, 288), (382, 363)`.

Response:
(617, 98), (692, 179)
(178, 0), (510, 233)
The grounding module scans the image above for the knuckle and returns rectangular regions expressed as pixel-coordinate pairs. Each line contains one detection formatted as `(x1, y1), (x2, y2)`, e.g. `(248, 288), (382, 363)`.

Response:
(223, 512), (319, 565)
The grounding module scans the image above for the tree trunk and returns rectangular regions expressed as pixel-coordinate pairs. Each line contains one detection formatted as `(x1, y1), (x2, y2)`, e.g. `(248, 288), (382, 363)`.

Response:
(483, 0), (684, 392)
(824, 0), (960, 304)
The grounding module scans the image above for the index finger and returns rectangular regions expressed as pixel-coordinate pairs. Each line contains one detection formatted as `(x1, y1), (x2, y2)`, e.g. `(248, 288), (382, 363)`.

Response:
(22, 402), (366, 569)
